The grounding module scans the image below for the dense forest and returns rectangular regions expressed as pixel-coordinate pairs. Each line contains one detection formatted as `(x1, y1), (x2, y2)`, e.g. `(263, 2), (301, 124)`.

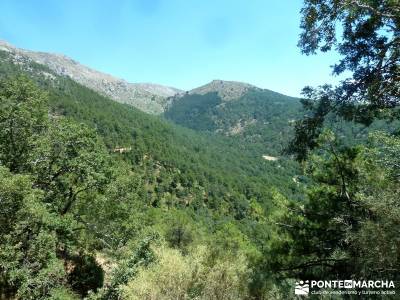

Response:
(1, 0), (399, 299)
(0, 50), (303, 299)
(164, 85), (398, 160)
(164, 89), (302, 156)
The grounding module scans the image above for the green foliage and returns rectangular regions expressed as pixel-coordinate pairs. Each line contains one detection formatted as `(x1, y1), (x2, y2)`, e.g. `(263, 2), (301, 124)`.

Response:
(165, 89), (302, 155)
(0, 48), (305, 293)
(47, 287), (79, 300)
(0, 56), (304, 298)
(0, 76), (111, 298)
(0, 75), (48, 172)
(262, 2), (400, 297)
(290, 0), (400, 161)
(276, 132), (365, 276)
(79, 166), (144, 250)
(0, 166), (67, 299)
(299, 0), (399, 110)
(165, 92), (222, 131)
(30, 118), (112, 217)
(162, 210), (196, 252)
(121, 244), (251, 300)
(273, 130), (400, 288)
(101, 235), (158, 300)
(3, 24), (398, 297)
(349, 133), (400, 279)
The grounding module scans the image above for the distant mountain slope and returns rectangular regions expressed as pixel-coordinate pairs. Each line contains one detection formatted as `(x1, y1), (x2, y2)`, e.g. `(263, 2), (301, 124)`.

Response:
(0, 40), (182, 114)
(0, 49), (302, 212)
(164, 81), (302, 154)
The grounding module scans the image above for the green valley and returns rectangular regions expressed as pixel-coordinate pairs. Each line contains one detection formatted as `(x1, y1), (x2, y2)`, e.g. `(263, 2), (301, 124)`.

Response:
(0, 49), (302, 299)
(1, 1), (399, 298)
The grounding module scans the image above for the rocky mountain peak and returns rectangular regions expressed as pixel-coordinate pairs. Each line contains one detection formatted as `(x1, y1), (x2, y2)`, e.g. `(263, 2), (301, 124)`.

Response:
(0, 40), (182, 114)
(189, 79), (258, 101)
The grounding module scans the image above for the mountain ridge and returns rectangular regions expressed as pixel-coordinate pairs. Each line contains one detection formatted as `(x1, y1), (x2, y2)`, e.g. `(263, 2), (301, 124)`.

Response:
(0, 40), (298, 117)
(0, 40), (182, 114)
(188, 79), (259, 101)
(164, 84), (302, 154)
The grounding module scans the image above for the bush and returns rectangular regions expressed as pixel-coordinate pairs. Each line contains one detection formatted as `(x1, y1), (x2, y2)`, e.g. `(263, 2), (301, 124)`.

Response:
(122, 245), (251, 300)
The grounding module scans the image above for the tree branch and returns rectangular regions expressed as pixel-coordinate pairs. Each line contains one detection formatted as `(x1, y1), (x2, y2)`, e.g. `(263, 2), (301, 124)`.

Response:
(277, 258), (346, 272)
(346, 1), (398, 19)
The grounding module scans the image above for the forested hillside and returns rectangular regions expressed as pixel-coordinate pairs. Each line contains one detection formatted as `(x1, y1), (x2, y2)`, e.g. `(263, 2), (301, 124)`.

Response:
(164, 87), (302, 155)
(0, 40), (181, 114)
(164, 82), (395, 158)
(1, 0), (399, 298)
(0, 50), (302, 299)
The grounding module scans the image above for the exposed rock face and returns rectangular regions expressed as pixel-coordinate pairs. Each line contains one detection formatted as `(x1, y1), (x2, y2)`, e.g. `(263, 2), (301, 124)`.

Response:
(0, 40), (182, 114)
(189, 80), (258, 101)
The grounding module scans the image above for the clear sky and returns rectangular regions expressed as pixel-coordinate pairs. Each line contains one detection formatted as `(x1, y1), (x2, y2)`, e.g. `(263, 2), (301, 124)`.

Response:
(0, 0), (343, 97)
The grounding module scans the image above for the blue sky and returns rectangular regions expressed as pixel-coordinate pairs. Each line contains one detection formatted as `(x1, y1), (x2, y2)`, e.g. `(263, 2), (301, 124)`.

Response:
(0, 0), (343, 96)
